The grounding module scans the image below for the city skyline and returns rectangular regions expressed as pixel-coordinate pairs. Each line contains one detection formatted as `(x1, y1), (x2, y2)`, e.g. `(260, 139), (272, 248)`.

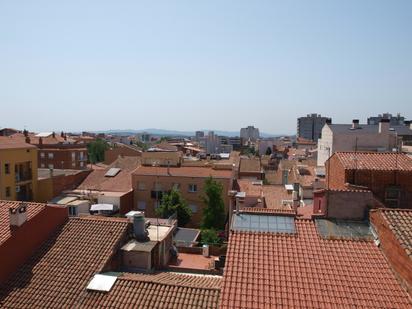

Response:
(1, 1), (411, 133)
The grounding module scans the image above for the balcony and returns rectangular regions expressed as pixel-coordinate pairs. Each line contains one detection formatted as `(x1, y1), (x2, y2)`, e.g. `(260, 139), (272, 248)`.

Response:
(15, 170), (32, 183)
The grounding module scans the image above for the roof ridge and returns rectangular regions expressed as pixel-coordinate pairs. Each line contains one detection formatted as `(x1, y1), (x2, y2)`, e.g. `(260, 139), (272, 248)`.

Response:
(71, 216), (129, 223)
(119, 273), (221, 290)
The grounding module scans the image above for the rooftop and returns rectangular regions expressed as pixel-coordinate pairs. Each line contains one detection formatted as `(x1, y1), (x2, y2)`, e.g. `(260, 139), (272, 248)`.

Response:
(374, 208), (412, 258)
(79, 272), (221, 309)
(328, 123), (412, 136)
(239, 158), (262, 174)
(0, 136), (36, 150)
(220, 218), (412, 308)
(0, 216), (130, 308)
(133, 165), (233, 178)
(332, 152), (412, 171)
(77, 156), (140, 192)
(0, 201), (47, 245)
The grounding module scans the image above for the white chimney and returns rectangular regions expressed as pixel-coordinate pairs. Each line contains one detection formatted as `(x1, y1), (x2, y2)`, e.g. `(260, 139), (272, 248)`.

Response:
(292, 183), (300, 211)
(379, 119), (390, 134)
(9, 203), (28, 227)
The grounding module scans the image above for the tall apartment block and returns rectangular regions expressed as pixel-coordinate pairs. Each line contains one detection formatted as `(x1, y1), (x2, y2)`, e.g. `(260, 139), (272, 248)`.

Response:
(367, 113), (405, 126)
(240, 126), (260, 143)
(297, 114), (331, 142)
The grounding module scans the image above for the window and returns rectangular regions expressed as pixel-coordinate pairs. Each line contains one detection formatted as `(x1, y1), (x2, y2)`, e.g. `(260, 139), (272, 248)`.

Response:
(79, 152), (84, 160)
(189, 204), (198, 213)
(72, 162), (76, 167)
(48, 164), (54, 169)
(40, 152), (45, 158)
(80, 161), (84, 167)
(385, 187), (401, 208)
(40, 163), (45, 168)
(4, 163), (10, 174)
(188, 184), (197, 193)
(71, 152), (76, 161)
(137, 201), (146, 210)
(48, 153), (54, 159)
(5, 187), (11, 197)
(154, 200), (161, 209)
(138, 182), (146, 191)
(68, 206), (78, 216)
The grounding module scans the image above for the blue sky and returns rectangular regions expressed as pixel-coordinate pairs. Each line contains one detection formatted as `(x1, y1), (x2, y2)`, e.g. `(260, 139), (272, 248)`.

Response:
(1, 1), (411, 134)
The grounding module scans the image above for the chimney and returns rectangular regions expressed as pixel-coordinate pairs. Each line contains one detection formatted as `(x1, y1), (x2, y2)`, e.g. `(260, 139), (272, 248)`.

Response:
(39, 137), (43, 145)
(292, 183), (300, 211)
(61, 131), (64, 138)
(23, 129), (28, 137)
(351, 119), (359, 130)
(379, 118), (390, 134)
(25, 136), (31, 144)
(133, 213), (148, 241)
(9, 203), (28, 227)
(52, 131), (55, 138)
(325, 118), (332, 125)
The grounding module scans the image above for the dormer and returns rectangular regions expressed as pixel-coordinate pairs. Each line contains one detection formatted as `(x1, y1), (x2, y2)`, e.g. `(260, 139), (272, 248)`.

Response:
(9, 203), (28, 227)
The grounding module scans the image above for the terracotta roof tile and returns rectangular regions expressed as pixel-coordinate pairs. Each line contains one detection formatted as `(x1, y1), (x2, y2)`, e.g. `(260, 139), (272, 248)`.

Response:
(262, 185), (293, 210)
(80, 272), (221, 309)
(0, 136), (36, 150)
(239, 158), (262, 173)
(378, 208), (412, 258)
(220, 219), (412, 308)
(0, 217), (129, 308)
(77, 156), (140, 192)
(133, 166), (232, 179)
(333, 152), (412, 171)
(0, 201), (47, 245)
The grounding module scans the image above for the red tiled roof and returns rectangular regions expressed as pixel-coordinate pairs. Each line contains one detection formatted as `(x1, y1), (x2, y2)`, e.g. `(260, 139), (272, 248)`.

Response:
(0, 201), (47, 245)
(133, 166), (232, 179)
(0, 136), (36, 150)
(80, 272), (221, 309)
(77, 156), (140, 192)
(241, 207), (295, 216)
(376, 208), (412, 258)
(220, 219), (412, 308)
(235, 179), (263, 197)
(333, 152), (412, 171)
(0, 217), (129, 308)
(262, 185), (293, 210)
(239, 158), (261, 173)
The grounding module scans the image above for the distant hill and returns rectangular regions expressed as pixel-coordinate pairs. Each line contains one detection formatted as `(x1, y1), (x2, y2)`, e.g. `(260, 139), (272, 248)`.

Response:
(95, 128), (284, 138)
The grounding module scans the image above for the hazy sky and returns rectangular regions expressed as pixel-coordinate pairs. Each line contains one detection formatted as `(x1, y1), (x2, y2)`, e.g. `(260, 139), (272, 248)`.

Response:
(1, 1), (411, 134)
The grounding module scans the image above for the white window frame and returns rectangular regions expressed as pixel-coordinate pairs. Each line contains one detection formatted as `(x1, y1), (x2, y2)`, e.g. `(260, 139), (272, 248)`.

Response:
(188, 184), (197, 193)
(48, 152), (54, 159)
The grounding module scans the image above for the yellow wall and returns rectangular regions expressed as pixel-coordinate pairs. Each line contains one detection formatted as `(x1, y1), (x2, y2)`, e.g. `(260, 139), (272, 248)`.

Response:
(36, 177), (54, 203)
(0, 147), (38, 201)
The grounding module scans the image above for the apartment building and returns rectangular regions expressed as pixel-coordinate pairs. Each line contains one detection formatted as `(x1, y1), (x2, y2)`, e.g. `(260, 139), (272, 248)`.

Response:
(367, 112), (406, 125)
(240, 126), (260, 143)
(317, 119), (399, 166)
(0, 137), (38, 201)
(297, 114), (331, 142)
(132, 166), (232, 227)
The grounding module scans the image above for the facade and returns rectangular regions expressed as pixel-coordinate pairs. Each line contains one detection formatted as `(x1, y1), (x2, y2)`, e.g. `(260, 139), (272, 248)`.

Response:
(0, 137), (38, 201)
(0, 201), (67, 284)
(370, 208), (412, 290)
(367, 112), (406, 125)
(132, 166), (233, 227)
(325, 152), (412, 209)
(104, 143), (142, 165)
(317, 119), (401, 166)
(297, 114), (330, 142)
(240, 126), (260, 143)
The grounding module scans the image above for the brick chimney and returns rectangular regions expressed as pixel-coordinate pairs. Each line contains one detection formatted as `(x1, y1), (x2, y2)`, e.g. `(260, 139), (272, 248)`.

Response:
(379, 118), (390, 134)
(9, 203), (28, 227)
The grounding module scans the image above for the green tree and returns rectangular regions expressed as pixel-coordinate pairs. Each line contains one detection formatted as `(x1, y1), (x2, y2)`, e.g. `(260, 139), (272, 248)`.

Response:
(265, 147), (272, 155)
(200, 229), (222, 245)
(201, 177), (226, 230)
(155, 188), (192, 226)
(87, 139), (109, 163)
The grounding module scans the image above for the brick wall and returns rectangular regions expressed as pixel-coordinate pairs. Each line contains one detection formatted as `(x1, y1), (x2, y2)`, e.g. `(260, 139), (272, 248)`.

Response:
(0, 205), (68, 284)
(370, 210), (412, 292)
(104, 146), (141, 165)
